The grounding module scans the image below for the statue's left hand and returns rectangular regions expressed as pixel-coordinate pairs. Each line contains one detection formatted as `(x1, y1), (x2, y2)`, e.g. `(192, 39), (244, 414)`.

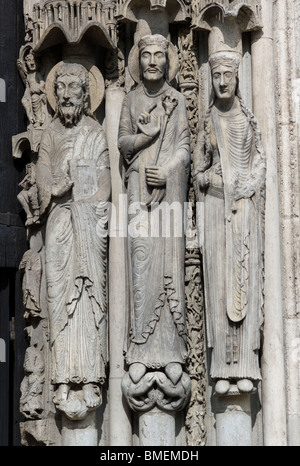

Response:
(52, 172), (74, 197)
(145, 166), (167, 188)
(234, 185), (255, 201)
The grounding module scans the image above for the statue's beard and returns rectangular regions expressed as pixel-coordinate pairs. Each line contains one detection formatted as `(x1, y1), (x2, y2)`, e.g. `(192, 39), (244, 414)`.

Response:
(57, 102), (84, 127)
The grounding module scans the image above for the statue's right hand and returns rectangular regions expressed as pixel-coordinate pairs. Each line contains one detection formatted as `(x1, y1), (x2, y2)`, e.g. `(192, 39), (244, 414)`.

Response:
(196, 172), (210, 190)
(137, 112), (160, 139)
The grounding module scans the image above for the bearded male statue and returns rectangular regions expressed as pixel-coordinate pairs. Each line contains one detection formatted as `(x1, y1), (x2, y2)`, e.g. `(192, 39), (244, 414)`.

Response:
(119, 34), (191, 412)
(36, 62), (111, 419)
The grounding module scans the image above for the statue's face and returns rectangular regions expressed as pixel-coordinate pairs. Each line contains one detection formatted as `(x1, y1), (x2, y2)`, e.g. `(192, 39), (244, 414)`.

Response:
(212, 64), (237, 101)
(25, 53), (36, 72)
(140, 44), (167, 83)
(55, 74), (85, 126)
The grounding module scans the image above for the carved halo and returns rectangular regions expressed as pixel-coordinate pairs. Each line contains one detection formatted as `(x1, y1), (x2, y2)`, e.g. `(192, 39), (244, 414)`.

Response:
(45, 58), (105, 113)
(128, 38), (179, 84)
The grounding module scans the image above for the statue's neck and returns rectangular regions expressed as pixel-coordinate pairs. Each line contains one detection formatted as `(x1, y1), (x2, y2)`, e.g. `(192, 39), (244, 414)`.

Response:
(214, 95), (239, 114)
(142, 78), (166, 96)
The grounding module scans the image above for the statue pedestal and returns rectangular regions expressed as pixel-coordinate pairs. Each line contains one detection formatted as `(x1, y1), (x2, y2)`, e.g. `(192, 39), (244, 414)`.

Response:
(61, 411), (98, 446)
(215, 392), (252, 446)
(139, 409), (176, 446)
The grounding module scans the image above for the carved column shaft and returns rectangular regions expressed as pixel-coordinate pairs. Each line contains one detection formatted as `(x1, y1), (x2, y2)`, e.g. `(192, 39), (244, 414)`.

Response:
(273, 0), (300, 447)
(215, 395), (251, 446)
(61, 412), (98, 446)
(139, 410), (176, 446)
(251, 0), (287, 446)
(105, 85), (132, 446)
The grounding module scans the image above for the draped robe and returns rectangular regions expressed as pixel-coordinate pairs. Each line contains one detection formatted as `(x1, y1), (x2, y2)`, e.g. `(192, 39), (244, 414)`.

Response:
(36, 115), (110, 385)
(194, 103), (265, 381)
(119, 82), (190, 368)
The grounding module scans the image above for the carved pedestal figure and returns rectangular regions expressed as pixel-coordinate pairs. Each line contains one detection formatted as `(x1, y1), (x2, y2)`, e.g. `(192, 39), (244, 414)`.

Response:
(17, 47), (51, 153)
(194, 52), (265, 395)
(36, 63), (110, 421)
(119, 34), (191, 419)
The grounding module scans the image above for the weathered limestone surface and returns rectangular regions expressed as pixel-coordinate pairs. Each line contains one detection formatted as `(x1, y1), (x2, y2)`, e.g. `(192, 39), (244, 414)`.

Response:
(9, 0), (299, 447)
(119, 32), (191, 445)
(251, 0), (287, 446)
(194, 50), (265, 393)
(273, 0), (300, 447)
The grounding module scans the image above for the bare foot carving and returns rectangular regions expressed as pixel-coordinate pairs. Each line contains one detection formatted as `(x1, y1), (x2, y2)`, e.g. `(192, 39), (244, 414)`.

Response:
(83, 383), (101, 409)
(53, 383), (102, 420)
(53, 383), (70, 405)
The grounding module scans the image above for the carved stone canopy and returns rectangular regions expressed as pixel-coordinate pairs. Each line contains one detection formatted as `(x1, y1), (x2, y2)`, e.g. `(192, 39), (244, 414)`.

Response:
(192, 1), (262, 32)
(31, 0), (116, 52)
(115, 0), (190, 24)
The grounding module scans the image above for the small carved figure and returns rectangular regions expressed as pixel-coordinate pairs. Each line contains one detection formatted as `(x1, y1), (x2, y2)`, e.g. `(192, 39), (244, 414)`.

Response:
(35, 62), (111, 419)
(20, 346), (45, 420)
(24, 14), (34, 43)
(19, 249), (42, 318)
(119, 34), (191, 410)
(18, 51), (49, 129)
(17, 163), (41, 227)
(193, 51), (266, 395)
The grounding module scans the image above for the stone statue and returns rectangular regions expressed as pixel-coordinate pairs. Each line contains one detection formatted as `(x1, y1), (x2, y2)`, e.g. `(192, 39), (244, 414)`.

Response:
(193, 51), (266, 395)
(35, 62), (111, 420)
(119, 34), (191, 410)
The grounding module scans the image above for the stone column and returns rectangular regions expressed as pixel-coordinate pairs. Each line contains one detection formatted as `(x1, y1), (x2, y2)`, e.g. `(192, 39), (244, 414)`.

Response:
(105, 85), (132, 446)
(251, 0), (287, 446)
(139, 410), (176, 447)
(273, 0), (300, 446)
(61, 412), (98, 446)
(215, 394), (251, 447)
